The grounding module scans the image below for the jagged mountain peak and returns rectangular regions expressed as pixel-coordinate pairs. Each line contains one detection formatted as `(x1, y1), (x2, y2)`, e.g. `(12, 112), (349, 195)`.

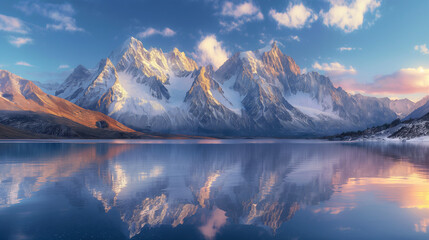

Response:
(66, 65), (91, 82)
(270, 41), (279, 52)
(262, 43), (300, 76)
(55, 64), (92, 97)
(190, 67), (211, 91)
(110, 37), (147, 65)
(74, 64), (89, 72)
(167, 48), (198, 73)
(97, 58), (115, 70)
(93, 58), (118, 83)
(172, 47), (181, 54)
(123, 36), (144, 52)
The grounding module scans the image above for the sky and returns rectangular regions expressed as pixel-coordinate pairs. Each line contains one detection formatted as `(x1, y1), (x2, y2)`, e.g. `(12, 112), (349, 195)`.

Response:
(0, 0), (428, 101)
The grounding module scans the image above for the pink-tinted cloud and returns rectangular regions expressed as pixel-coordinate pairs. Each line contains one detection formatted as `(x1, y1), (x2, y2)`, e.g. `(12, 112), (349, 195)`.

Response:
(335, 67), (429, 95)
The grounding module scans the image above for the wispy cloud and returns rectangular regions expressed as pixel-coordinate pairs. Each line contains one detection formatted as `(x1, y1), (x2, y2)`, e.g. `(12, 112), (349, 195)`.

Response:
(16, 61), (33, 67)
(58, 64), (70, 69)
(320, 0), (381, 33)
(0, 14), (27, 33)
(270, 3), (317, 29)
(16, 1), (83, 32)
(137, 27), (176, 38)
(194, 35), (229, 69)
(289, 35), (300, 42)
(414, 44), (429, 55)
(313, 61), (357, 76)
(339, 47), (354, 51)
(220, 1), (263, 32)
(9, 36), (33, 47)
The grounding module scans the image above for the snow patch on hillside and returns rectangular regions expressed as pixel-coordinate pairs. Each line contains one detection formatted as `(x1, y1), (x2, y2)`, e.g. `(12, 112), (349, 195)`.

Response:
(287, 92), (341, 120)
(166, 74), (193, 107)
(213, 77), (243, 115)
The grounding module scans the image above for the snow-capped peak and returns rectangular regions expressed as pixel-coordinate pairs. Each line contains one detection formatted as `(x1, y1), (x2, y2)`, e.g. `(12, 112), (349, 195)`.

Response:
(109, 37), (146, 66)
(121, 36), (144, 54)
(262, 42), (300, 76)
(167, 48), (198, 73)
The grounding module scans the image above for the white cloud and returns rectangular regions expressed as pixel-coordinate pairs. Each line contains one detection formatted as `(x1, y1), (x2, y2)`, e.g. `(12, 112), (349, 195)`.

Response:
(195, 35), (230, 69)
(137, 27), (176, 38)
(339, 47), (354, 51)
(220, 1), (263, 32)
(16, 61), (33, 67)
(0, 14), (27, 33)
(9, 37), (33, 47)
(58, 64), (70, 69)
(290, 35), (300, 42)
(320, 0), (381, 33)
(221, 1), (263, 19)
(17, 1), (83, 32)
(270, 3), (317, 29)
(313, 61), (356, 76)
(415, 44), (429, 55)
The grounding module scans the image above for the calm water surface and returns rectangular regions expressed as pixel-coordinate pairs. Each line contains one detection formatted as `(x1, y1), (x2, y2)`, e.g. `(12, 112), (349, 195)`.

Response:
(1, 140), (429, 240)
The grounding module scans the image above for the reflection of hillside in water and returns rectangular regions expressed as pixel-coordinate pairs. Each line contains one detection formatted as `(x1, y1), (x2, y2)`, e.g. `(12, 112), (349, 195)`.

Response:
(0, 143), (134, 208)
(1, 142), (429, 238)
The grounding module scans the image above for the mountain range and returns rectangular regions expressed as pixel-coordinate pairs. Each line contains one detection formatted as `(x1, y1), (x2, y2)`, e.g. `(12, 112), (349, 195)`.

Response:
(44, 37), (428, 137)
(2, 37), (429, 138)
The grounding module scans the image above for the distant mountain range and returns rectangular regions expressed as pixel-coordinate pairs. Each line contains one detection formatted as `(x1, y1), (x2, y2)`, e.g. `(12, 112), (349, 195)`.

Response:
(2, 37), (429, 138)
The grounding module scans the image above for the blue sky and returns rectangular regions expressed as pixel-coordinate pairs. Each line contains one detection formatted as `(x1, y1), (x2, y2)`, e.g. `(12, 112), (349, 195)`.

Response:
(0, 0), (428, 101)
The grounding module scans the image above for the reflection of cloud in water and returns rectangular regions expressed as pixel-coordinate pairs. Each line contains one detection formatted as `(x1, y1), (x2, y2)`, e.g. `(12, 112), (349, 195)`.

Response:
(199, 208), (227, 239)
(415, 218), (429, 233)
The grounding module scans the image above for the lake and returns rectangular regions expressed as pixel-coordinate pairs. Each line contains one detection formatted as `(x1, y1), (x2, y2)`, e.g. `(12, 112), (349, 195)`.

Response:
(1, 140), (429, 240)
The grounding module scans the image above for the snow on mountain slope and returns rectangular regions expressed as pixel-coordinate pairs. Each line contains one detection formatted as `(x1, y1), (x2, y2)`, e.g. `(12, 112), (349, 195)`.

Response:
(330, 112), (429, 141)
(405, 95), (429, 120)
(56, 65), (92, 100)
(286, 92), (340, 121)
(211, 76), (243, 115)
(387, 98), (415, 118)
(406, 100), (429, 120)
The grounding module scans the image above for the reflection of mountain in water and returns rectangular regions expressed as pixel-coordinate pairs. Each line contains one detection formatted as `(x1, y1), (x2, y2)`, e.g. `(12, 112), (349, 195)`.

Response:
(1, 141), (429, 238)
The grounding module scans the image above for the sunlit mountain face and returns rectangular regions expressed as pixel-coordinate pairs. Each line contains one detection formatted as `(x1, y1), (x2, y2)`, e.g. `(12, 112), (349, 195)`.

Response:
(1, 141), (429, 239)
